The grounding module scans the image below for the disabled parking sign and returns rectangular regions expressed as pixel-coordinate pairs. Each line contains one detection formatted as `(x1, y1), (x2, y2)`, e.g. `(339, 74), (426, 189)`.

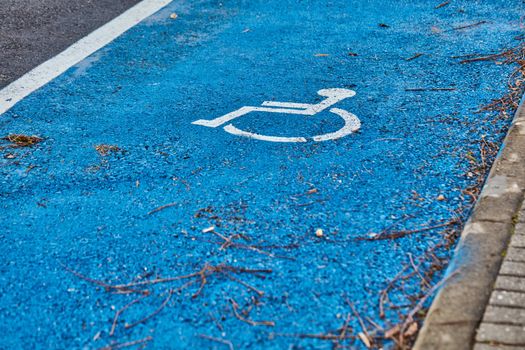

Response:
(193, 88), (361, 142)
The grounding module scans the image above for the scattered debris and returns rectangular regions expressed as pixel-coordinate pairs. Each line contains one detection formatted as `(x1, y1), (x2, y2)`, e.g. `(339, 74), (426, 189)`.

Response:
(315, 228), (324, 238)
(405, 53), (423, 61)
(434, 1), (450, 9)
(109, 296), (147, 336)
(378, 23), (390, 28)
(198, 335), (234, 350)
(124, 289), (173, 329)
(148, 202), (178, 215)
(431, 26), (442, 34)
(348, 300), (373, 348)
(348, 52), (359, 57)
(230, 298), (275, 327)
(405, 87), (456, 92)
(99, 336), (153, 350)
(202, 226), (215, 233)
(458, 50), (514, 64)
(94, 144), (121, 156)
(356, 219), (459, 241)
(204, 229), (295, 260)
(445, 20), (488, 32)
(2, 134), (43, 147)
(436, 194), (446, 201)
(169, 13), (178, 19)
(314, 53), (329, 57)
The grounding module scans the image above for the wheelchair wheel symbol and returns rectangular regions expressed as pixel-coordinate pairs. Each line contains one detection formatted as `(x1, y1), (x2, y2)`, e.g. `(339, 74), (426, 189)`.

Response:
(192, 88), (361, 143)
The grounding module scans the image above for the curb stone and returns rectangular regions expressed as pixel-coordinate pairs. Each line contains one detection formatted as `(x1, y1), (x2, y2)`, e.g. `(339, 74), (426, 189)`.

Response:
(413, 97), (525, 349)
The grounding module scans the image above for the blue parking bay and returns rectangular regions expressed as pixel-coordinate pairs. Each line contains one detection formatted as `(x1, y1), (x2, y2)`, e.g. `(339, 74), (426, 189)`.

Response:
(0, 0), (522, 348)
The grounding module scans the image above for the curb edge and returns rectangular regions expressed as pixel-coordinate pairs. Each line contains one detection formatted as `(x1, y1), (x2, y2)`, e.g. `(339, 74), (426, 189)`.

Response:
(413, 96), (525, 349)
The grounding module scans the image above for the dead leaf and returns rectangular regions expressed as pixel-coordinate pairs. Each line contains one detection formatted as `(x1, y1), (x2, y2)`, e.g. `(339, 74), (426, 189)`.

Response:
(358, 332), (372, 348)
(202, 226), (215, 233)
(3, 134), (43, 147)
(384, 325), (400, 338)
(404, 322), (418, 337)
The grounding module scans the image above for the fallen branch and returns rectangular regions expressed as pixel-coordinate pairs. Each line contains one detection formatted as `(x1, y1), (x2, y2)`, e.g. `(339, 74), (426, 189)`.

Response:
(148, 202), (178, 215)
(59, 262), (147, 295)
(347, 299), (372, 348)
(198, 335), (234, 350)
(207, 230), (294, 260)
(405, 87), (456, 92)
(405, 53), (423, 61)
(274, 332), (353, 340)
(357, 220), (459, 241)
(230, 299), (275, 327)
(459, 49), (514, 64)
(125, 289), (173, 329)
(99, 336), (153, 350)
(445, 20), (488, 32)
(110, 295), (148, 336)
(399, 271), (459, 343)
(379, 265), (412, 318)
(434, 1), (449, 9)
(408, 253), (431, 288)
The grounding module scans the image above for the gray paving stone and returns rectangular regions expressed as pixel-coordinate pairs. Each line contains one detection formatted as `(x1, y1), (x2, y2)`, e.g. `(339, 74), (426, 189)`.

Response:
(495, 275), (525, 293)
(510, 234), (525, 249)
(500, 261), (525, 276)
(483, 305), (525, 325)
(413, 221), (514, 350)
(505, 247), (525, 263)
(490, 290), (525, 308)
(476, 323), (525, 344)
(515, 222), (525, 235)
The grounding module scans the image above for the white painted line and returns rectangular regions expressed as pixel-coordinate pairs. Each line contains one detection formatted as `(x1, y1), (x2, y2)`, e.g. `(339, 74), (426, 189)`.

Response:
(311, 108), (361, 142)
(0, 0), (173, 116)
(223, 124), (308, 143)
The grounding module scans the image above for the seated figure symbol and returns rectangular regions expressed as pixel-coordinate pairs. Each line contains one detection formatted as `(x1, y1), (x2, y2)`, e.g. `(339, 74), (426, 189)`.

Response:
(192, 88), (361, 143)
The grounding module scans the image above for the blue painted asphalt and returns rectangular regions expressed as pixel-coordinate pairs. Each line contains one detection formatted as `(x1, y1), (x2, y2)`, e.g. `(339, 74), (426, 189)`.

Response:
(0, 0), (523, 348)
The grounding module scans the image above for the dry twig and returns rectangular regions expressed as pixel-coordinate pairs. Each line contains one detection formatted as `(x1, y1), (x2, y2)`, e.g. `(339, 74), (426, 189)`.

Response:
(230, 298), (275, 327)
(198, 335), (234, 350)
(125, 289), (173, 329)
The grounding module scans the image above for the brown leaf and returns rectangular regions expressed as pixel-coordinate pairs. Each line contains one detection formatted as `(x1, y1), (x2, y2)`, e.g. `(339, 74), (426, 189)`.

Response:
(404, 322), (418, 337)
(358, 332), (372, 348)
(384, 325), (400, 338)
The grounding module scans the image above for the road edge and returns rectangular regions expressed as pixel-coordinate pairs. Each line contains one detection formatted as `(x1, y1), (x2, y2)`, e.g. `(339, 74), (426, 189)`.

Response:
(0, 0), (172, 116)
(413, 97), (525, 349)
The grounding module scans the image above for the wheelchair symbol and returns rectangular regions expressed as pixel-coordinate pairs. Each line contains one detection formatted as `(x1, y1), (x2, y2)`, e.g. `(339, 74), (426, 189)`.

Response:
(192, 88), (361, 143)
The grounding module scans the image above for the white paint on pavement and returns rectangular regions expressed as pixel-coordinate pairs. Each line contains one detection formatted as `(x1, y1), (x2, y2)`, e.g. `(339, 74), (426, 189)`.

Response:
(193, 88), (361, 143)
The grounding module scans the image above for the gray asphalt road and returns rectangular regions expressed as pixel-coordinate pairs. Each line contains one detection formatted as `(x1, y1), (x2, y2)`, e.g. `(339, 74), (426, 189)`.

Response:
(0, 0), (139, 89)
